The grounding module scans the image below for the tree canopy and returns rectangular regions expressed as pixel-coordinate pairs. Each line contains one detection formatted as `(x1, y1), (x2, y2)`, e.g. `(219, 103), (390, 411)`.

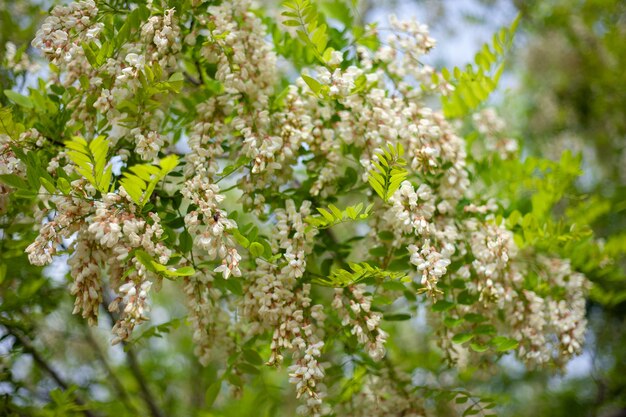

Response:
(1, 1), (624, 416)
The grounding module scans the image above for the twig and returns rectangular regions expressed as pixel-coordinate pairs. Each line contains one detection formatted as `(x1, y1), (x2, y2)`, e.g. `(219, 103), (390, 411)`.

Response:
(184, 72), (201, 86)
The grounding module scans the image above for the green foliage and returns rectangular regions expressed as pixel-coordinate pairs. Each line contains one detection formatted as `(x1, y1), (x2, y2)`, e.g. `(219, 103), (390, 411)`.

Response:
(65, 135), (113, 194)
(305, 202), (374, 228)
(386, 384), (500, 417)
(133, 248), (195, 279)
(312, 262), (409, 288)
(115, 62), (184, 129)
(126, 317), (183, 349)
(230, 220), (273, 260)
(119, 155), (179, 207)
(282, 0), (334, 65)
(3, 90), (33, 108)
(0, 106), (25, 138)
(367, 143), (408, 202)
(476, 149), (591, 252)
(43, 386), (88, 416)
(440, 15), (520, 118)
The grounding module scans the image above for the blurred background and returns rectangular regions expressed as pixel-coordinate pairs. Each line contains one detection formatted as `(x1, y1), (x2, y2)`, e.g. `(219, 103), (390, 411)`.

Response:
(1, 0), (625, 416)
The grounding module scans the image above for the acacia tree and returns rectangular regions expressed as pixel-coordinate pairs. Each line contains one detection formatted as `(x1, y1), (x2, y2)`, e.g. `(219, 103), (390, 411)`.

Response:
(0, 1), (615, 416)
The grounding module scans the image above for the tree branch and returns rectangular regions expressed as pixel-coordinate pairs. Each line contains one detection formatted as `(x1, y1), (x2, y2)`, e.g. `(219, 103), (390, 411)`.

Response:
(4, 325), (98, 417)
(102, 298), (167, 417)
(84, 327), (140, 415)
(125, 346), (166, 417)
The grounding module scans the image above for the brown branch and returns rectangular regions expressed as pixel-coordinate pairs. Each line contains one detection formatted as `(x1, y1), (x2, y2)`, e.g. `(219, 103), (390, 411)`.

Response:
(84, 327), (140, 415)
(102, 298), (167, 417)
(5, 326), (98, 417)
(124, 346), (166, 417)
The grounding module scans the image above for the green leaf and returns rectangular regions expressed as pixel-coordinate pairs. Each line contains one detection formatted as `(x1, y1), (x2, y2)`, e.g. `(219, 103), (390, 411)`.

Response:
(432, 300), (455, 312)
(179, 230), (193, 253)
(491, 336), (519, 352)
(457, 290), (479, 305)
(225, 277), (243, 295)
(383, 313), (411, 321)
(317, 207), (335, 223)
(134, 250), (157, 273)
(443, 316), (465, 328)
(469, 342), (489, 352)
(328, 204), (343, 220)
(57, 177), (71, 194)
(232, 230), (250, 248)
(249, 242), (265, 258)
(65, 136), (113, 193)
(440, 14), (520, 118)
(302, 75), (322, 95)
(0, 174), (28, 189)
(121, 155), (179, 207)
(4, 90), (33, 108)
(367, 144), (408, 202)
(242, 349), (264, 365)
(312, 262), (407, 288)
(39, 177), (56, 194)
(451, 333), (474, 344)
(205, 381), (221, 408)
(167, 266), (195, 277)
(237, 362), (260, 375)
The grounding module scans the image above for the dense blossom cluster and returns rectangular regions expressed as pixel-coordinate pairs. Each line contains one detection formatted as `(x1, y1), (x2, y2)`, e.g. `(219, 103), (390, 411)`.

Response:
(472, 108), (519, 159)
(336, 371), (424, 417)
(31, 0), (101, 65)
(24, 180), (172, 344)
(241, 200), (329, 416)
(332, 285), (388, 360)
(3, 0), (592, 415)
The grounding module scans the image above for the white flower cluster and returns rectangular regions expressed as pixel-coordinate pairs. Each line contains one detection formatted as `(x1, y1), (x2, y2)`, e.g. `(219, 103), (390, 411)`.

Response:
(242, 200), (328, 415)
(1, 128), (44, 208)
(386, 181), (436, 237)
(336, 372), (424, 417)
(140, 8), (181, 70)
(332, 285), (388, 360)
(67, 232), (103, 326)
(203, 0), (276, 104)
(507, 257), (590, 367)
(184, 99), (226, 178)
(26, 177), (171, 345)
(375, 15), (439, 94)
(3, 41), (36, 73)
(132, 129), (164, 161)
(26, 183), (92, 266)
(355, 19), (588, 368)
(31, 0), (102, 65)
(182, 172), (241, 279)
(87, 194), (172, 345)
(408, 239), (454, 298)
(472, 108), (519, 159)
(274, 200), (317, 279)
(109, 278), (152, 345)
(0, 133), (26, 177)
(30, 2), (182, 157)
(433, 221), (591, 368)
